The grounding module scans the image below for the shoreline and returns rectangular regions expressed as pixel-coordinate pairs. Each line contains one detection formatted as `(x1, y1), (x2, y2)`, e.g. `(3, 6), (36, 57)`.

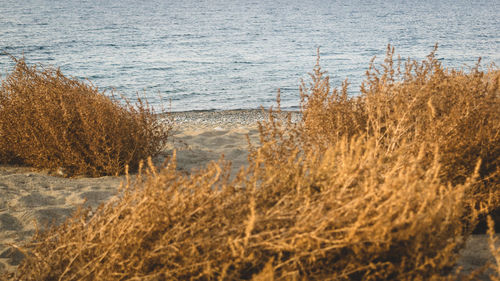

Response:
(165, 108), (301, 130)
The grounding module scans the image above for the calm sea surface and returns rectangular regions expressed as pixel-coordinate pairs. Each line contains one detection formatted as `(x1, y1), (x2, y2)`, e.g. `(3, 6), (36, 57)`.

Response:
(1, 0), (499, 111)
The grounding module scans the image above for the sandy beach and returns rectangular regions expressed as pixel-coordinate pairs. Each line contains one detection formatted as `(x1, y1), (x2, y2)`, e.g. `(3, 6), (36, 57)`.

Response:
(0, 110), (498, 279)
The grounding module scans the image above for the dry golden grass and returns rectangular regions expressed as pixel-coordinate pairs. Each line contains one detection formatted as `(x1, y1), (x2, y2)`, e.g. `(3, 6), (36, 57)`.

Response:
(300, 46), (499, 198)
(0, 57), (170, 177)
(288, 46), (499, 231)
(7, 46), (499, 280)
(12, 139), (478, 280)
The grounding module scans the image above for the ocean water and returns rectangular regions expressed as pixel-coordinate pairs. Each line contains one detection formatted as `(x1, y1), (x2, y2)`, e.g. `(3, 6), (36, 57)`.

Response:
(1, 0), (499, 112)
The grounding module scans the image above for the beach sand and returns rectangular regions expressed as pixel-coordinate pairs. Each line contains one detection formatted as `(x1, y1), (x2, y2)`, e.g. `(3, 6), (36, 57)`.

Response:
(0, 110), (498, 279)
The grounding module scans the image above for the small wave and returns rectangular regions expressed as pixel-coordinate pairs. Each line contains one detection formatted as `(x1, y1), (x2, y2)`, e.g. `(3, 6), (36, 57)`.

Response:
(145, 66), (174, 71)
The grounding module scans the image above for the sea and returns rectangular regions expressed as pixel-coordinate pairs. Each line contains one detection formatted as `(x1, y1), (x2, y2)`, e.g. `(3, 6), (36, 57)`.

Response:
(0, 0), (499, 112)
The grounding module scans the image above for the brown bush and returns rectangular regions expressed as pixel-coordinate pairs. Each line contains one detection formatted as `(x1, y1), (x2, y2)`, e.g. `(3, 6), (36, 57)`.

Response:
(295, 46), (499, 208)
(0, 57), (170, 177)
(13, 136), (478, 280)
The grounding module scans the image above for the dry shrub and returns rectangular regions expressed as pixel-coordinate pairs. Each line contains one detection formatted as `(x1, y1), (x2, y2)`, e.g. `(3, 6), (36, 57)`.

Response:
(14, 137), (477, 280)
(0, 57), (170, 177)
(297, 45), (499, 212)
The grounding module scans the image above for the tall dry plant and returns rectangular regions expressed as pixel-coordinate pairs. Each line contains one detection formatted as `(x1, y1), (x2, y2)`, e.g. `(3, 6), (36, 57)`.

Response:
(13, 135), (479, 280)
(0, 57), (170, 177)
(294, 45), (499, 217)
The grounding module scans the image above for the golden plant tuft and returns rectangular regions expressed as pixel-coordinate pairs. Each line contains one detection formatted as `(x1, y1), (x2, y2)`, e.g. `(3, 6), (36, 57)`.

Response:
(0, 57), (170, 177)
(295, 45), (499, 213)
(13, 137), (479, 280)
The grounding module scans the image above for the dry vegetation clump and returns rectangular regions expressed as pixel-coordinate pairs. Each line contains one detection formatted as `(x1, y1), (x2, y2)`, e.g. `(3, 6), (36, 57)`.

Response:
(14, 138), (478, 280)
(292, 46), (499, 220)
(0, 57), (170, 177)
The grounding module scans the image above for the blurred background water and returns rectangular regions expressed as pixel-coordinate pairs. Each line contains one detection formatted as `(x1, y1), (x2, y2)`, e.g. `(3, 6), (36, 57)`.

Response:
(0, 0), (498, 112)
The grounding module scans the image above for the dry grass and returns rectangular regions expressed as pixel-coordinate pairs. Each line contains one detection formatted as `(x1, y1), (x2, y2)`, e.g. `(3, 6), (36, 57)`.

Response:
(7, 46), (500, 280)
(284, 46), (499, 234)
(12, 139), (479, 280)
(298, 46), (499, 203)
(0, 57), (170, 177)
